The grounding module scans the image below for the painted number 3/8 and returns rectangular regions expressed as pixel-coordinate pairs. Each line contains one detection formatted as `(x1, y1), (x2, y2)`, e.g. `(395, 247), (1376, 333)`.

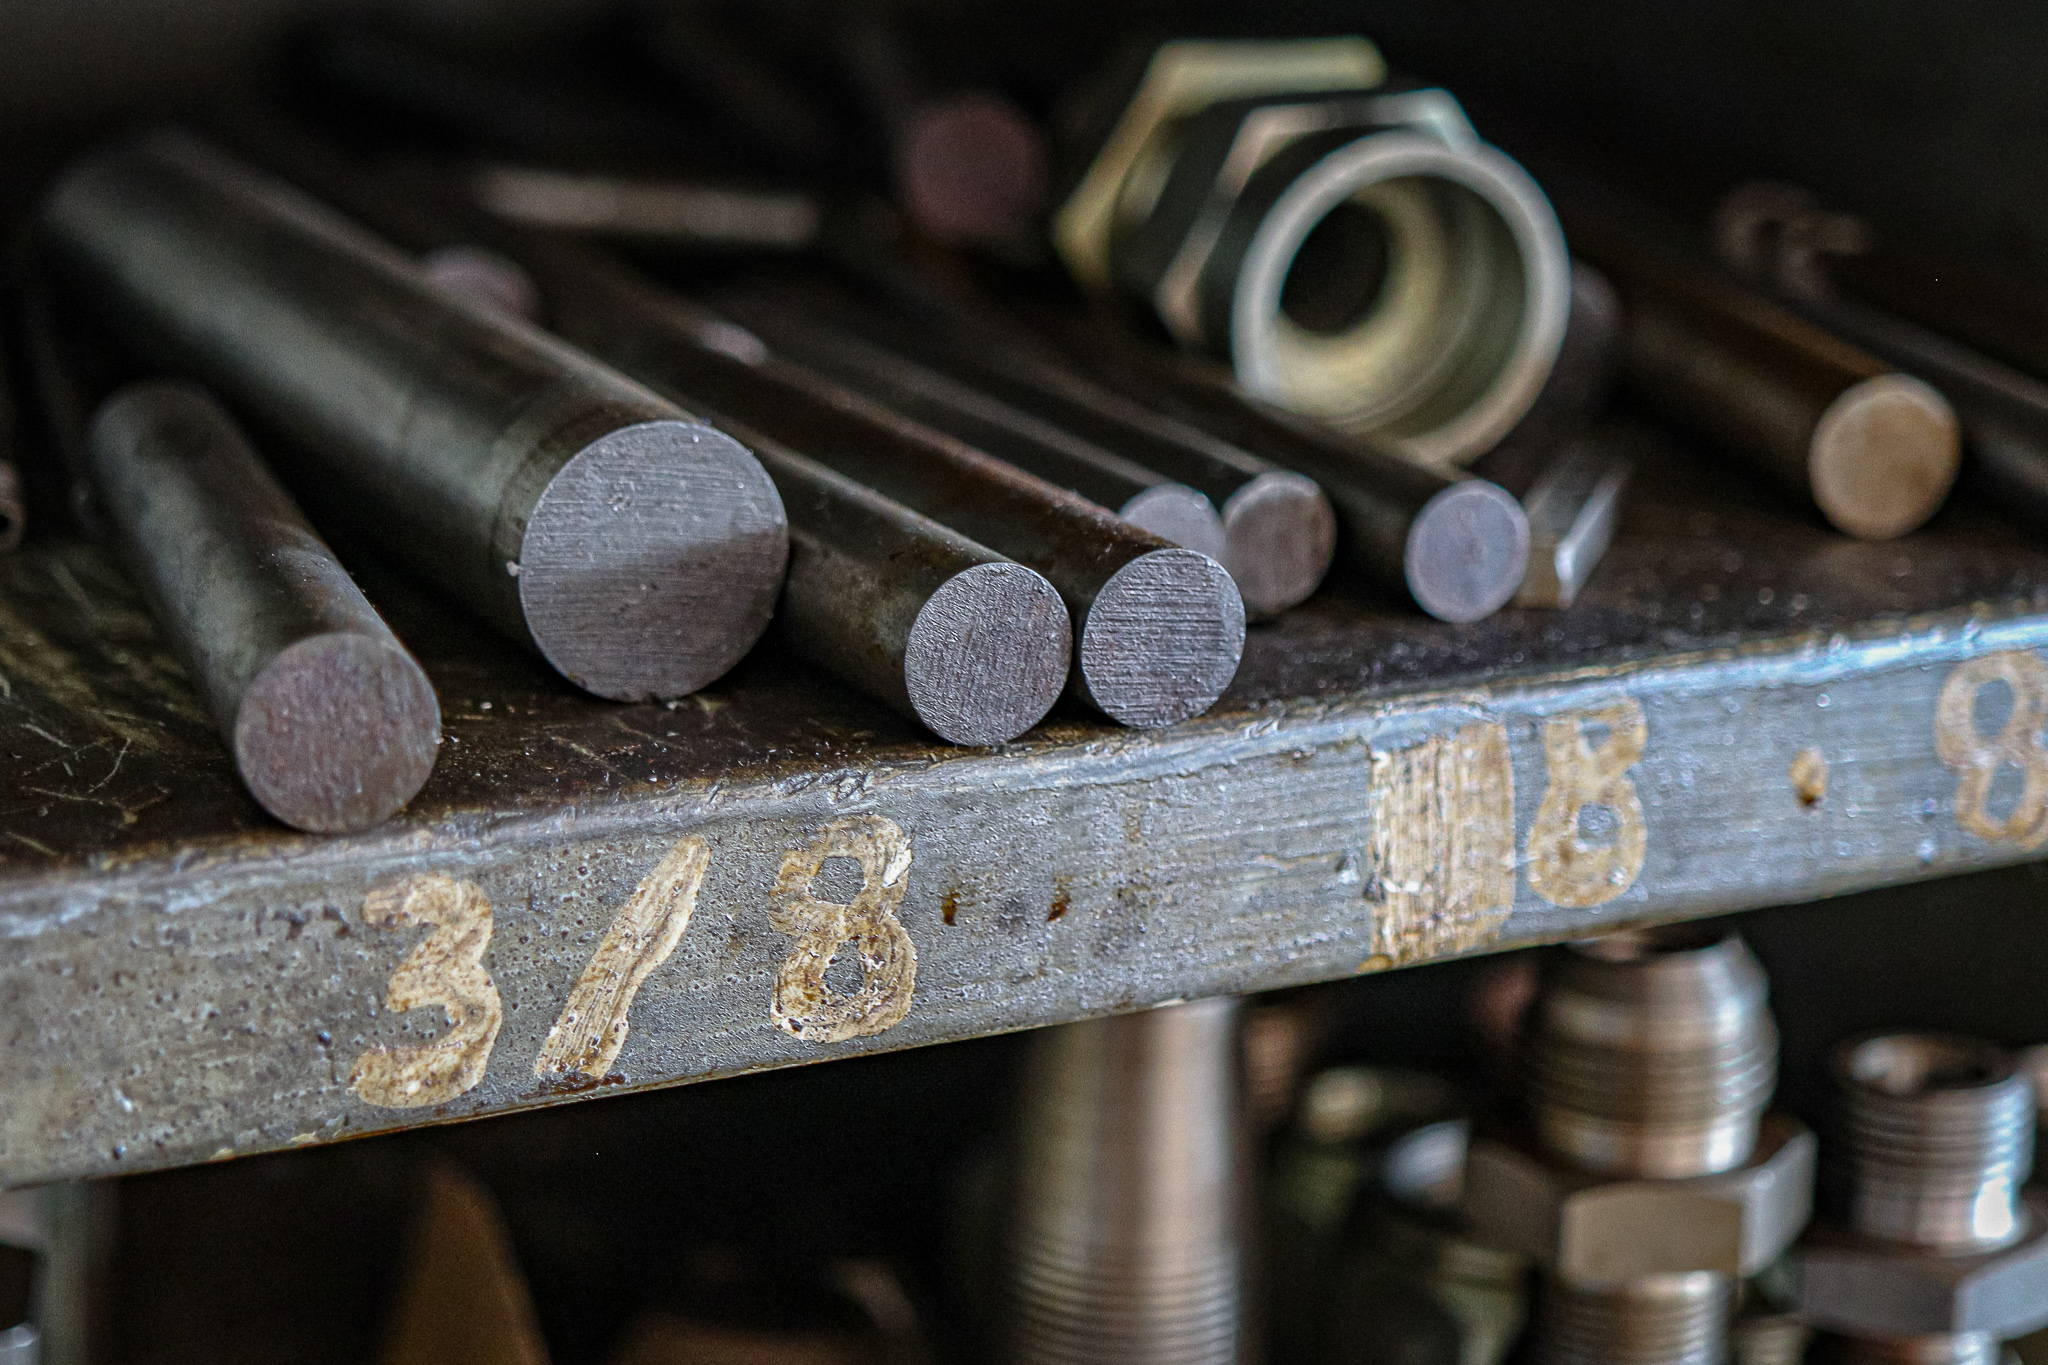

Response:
(347, 816), (917, 1110)
(1936, 651), (2048, 849)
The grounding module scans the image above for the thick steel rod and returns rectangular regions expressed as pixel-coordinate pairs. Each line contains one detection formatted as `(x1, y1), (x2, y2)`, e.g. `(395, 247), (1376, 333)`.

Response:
(39, 131), (787, 701)
(1567, 213), (1961, 540)
(759, 443), (1071, 745)
(86, 383), (440, 832)
(716, 292), (1231, 566)
(760, 272), (1334, 618)
(1025, 308), (1528, 622)
(233, 137), (1243, 727)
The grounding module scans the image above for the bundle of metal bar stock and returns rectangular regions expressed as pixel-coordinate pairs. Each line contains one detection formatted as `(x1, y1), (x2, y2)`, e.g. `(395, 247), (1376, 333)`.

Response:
(11, 23), (2036, 838)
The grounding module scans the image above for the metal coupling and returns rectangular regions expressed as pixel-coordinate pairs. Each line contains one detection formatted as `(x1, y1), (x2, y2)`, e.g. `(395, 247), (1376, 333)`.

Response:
(1799, 1034), (2048, 1361)
(1003, 997), (1253, 1365)
(1465, 927), (1813, 1365)
(1050, 38), (1569, 467)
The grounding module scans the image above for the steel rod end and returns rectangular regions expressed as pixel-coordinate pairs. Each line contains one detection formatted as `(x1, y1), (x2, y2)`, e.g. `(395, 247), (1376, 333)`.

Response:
(1118, 482), (1229, 564)
(518, 419), (788, 701)
(1405, 478), (1530, 622)
(896, 94), (1050, 246)
(1220, 471), (1336, 620)
(233, 632), (441, 833)
(1809, 374), (1960, 539)
(905, 561), (1071, 745)
(1076, 548), (1245, 728)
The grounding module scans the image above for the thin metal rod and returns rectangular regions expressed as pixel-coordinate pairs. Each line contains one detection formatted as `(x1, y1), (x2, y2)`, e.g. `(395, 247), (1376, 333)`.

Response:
(1023, 307), (1529, 623)
(717, 290), (1231, 566)
(1567, 210), (1960, 540)
(86, 383), (440, 832)
(39, 130), (788, 701)
(760, 269), (1335, 618)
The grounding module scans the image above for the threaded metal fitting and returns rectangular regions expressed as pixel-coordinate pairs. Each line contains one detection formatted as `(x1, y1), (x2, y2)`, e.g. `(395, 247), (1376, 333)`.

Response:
(1004, 998), (1251, 1365)
(1832, 1033), (2035, 1253)
(1832, 1335), (2008, 1365)
(1528, 926), (1779, 1181)
(1533, 1273), (1732, 1365)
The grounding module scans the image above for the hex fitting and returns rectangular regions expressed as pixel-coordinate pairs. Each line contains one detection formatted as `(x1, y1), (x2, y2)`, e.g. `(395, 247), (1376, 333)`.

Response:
(1050, 39), (1569, 467)
(1467, 926), (1806, 1365)
(1003, 998), (1252, 1365)
(1529, 928), (1780, 1180)
(1799, 1034), (2048, 1358)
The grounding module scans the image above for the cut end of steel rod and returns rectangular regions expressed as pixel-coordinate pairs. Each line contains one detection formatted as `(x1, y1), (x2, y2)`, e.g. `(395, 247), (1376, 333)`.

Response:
(1077, 549), (1245, 728)
(1219, 470), (1336, 619)
(234, 633), (441, 833)
(1118, 482), (1230, 564)
(1404, 478), (1530, 623)
(904, 560), (1071, 745)
(0, 461), (24, 553)
(1809, 374), (1961, 540)
(895, 93), (1050, 245)
(517, 419), (788, 701)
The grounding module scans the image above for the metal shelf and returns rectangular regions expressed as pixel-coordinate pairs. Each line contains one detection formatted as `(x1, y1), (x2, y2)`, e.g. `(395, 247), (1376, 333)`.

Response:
(4, 415), (2047, 1186)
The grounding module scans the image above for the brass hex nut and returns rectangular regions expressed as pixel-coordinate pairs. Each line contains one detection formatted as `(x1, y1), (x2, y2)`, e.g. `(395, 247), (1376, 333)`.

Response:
(1797, 1196), (2048, 1338)
(1462, 1116), (1816, 1284)
(1049, 36), (1386, 294)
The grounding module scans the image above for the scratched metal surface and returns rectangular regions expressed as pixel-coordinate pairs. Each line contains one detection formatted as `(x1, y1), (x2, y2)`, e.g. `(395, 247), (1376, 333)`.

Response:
(6, 413), (2048, 1185)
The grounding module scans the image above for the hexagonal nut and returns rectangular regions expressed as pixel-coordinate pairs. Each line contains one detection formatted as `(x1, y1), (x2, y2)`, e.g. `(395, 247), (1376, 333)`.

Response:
(1797, 1195), (2048, 1338)
(1049, 36), (1385, 294)
(1462, 1116), (1816, 1284)
(1113, 88), (1471, 344)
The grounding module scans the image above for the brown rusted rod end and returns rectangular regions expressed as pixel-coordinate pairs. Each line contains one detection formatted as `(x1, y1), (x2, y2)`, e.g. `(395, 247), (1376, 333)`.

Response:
(1220, 471), (1337, 619)
(1808, 375), (1961, 540)
(0, 461), (24, 553)
(905, 561), (1071, 744)
(1405, 479), (1531, 624)
(1075, 549), (1245, 728)
(516, 419), (788, 701)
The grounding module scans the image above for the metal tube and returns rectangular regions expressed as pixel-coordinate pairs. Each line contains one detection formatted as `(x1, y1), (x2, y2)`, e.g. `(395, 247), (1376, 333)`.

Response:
(760, 442), (1071, 745)
(1005, 998), (1254, 1365)
(39, 130), (788, 701)
(758, 270), (1335, 618)
(1567, 212), (1961, 540)
(85, 383), (440, 833)
(715, 292), (1231, 566)
(231, 134), (1242, 728)
(1024, 309), (1528, 622)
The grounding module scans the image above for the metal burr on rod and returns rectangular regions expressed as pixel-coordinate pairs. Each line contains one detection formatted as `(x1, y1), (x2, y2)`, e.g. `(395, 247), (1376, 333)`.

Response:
(222, 135), (1239, 729)
(38, 130), (788, 702)
(1004, 997), (1254, 1365)
(86, 383), (440, 833)
(1025, 308), (1529, 622)
(1567, 210), (1962, 540)
(754, 266), (1335, 618)
(715, 291), (1231, 566)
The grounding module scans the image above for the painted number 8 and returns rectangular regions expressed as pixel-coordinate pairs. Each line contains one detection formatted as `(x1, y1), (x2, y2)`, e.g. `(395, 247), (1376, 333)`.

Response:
(768, 814), (919, 1044)
(1935, 651), (2048, 848)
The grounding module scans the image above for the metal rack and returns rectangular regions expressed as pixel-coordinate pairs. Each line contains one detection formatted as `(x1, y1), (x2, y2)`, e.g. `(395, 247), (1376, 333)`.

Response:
(4, 414), (2046, 1187)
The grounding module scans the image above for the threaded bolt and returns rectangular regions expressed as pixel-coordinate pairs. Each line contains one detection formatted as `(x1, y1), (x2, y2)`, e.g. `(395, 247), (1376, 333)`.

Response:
(1004, 997), (1251, 1365)
(1833, 1033), (2035, 1253)
(1534, 1273), (1731, 1365)
(1529, 926), (1778, 1180)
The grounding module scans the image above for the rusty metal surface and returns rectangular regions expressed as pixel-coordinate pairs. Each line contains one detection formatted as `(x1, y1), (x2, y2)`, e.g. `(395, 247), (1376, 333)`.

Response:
(6, 415), (2048, 1185)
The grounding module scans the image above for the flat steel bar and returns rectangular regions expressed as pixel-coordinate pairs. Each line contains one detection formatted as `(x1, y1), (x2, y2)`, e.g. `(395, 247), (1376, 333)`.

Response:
(38, 130), (788, 701)
(715, 291), (1231, 566)
(1021, 307), (1529, 623)
(85, 383), (440, 832)
(1515, 442), (1632, 610)
(1567, 212), (1961, 541)
(764, 271), (1335, 619)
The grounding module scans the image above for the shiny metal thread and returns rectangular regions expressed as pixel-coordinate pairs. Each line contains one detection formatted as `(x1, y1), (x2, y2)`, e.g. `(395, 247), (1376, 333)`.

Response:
(1834, 1033), (2035, 1252)
(1533, 1274), (1731, 1365)
(1529, 926), (1778, 1180)
(1004, 997), (1251, 1365)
